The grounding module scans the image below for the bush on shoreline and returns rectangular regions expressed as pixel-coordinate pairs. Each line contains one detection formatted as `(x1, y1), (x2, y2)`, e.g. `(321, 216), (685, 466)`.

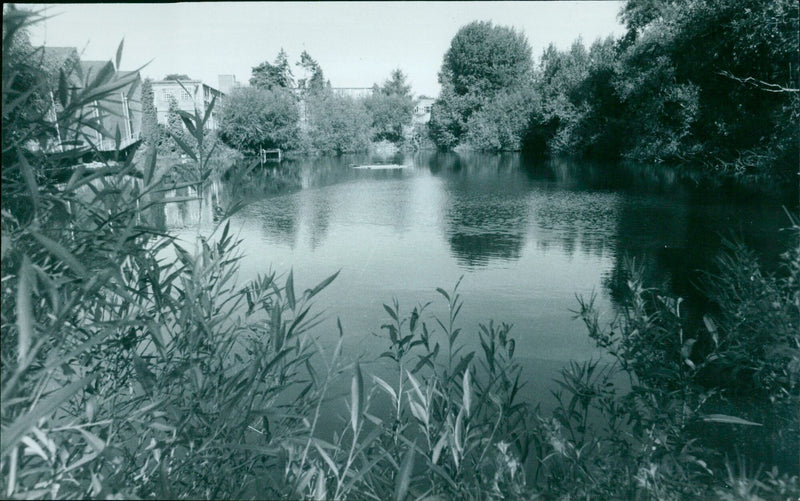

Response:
(429, 1), (798, 197)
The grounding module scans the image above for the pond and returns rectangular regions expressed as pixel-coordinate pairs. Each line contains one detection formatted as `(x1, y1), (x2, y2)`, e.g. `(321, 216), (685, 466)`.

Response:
(161, 151), (792, 405)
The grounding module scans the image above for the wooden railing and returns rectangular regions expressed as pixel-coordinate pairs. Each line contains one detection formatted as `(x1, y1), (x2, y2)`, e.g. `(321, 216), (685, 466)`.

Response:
(259, 147), (282, 164)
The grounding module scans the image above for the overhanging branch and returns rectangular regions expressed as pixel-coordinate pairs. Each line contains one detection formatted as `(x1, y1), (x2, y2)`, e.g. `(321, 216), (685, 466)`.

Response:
(718, 70), (799, 93)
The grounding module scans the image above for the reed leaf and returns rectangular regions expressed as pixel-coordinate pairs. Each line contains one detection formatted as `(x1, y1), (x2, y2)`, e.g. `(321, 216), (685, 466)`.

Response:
(167, 129), (198, 161)
(1, 374), (96, 456)
(313, 440), (339, 478)
(15, 256), (33, 364)
(30, 230), (89, 277)
(286, 269), (296, 310)
(17, 149), (39, 216)
(372, 375), (398, 402)
(701, 414), (763, 426)
(462, 365), (472, 418)
(394, 439), (416, 501)
(305, 270), (340, 299)
(115, 38), (124, 69)
(77, 429), (106, 454)
(351, 361), (364, 434)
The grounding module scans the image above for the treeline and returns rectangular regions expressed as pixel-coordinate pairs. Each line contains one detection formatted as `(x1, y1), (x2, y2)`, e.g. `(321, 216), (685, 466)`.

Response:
(430, 0), (799, 194)
(216, 49), (417, 156)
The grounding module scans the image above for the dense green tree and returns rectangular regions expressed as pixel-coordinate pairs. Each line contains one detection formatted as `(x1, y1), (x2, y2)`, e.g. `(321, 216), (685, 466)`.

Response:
(140, 78), (160, 147)
(465, 87), (540, 152)
(532, 40), (592, 155)
(440, 21), (532, 96)
(430, 21), (533, 149)
(429, 87), (481, 149)
(218, 86), (300, 153)
(667, 0), (797, 185)
(296, 50), (327, 94)
(616, 0), (798, 186)
(364, 69), (415, 143)
(380, 68), (413, 97)
(530, 37), (629, 159)
(305, 92), (371, 154)
(250, 48), (295, 90)
(618, 0), (672, 42)
(524, 0), (797, 194)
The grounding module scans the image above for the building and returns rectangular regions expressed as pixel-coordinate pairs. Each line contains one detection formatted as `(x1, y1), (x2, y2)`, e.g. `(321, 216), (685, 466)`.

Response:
(79, 60), (142, 151)
(217, 74), (241, 95)
(413, 96), (436, 124)
(331, 87), (373, 99)
(151, 79), (225, 130)
(38, 46), (142, 154)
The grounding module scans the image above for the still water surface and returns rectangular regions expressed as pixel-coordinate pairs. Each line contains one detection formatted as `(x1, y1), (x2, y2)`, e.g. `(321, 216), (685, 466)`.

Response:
(164, 152), (790, 386)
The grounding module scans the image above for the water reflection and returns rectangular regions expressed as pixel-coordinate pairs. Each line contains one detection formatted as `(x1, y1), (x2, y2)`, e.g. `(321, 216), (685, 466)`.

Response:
(529, 190), (620, 259)
(303, 192), (332, 250)
(445, 199), (528, 268)
(257, 196), (301, 248)
(419, 153), (531, 267)
(604, 187), (789, 321)
(156, 152), (792, 363)
(162, 184), (215, 229)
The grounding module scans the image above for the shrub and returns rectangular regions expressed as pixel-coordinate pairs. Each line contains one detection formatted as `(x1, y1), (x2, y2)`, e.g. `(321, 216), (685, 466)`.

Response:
(363, 69), (415, 144)
(464, 88), (540, 152)
(564, 222), (800, 499)
(217, 86), (300, 154)
(304, 91), (371, 154)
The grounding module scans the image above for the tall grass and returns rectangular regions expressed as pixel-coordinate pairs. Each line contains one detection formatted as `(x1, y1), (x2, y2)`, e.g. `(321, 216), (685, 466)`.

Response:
(1, 9), (334, 498)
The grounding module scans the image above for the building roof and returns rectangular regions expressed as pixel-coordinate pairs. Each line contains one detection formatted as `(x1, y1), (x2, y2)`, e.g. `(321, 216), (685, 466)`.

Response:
(39, 46), (80, 84)
(80, 60), (113, 79)
(40, 46), (79, 62)
(40, 47), (139, 85)
(152, 79), (202, 84)
(151, 79), (223, 93)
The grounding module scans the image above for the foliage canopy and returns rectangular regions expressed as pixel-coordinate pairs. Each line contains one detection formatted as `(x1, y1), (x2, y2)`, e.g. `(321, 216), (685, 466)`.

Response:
(430, 21), (534, 151)
(218, 86), (300, 153)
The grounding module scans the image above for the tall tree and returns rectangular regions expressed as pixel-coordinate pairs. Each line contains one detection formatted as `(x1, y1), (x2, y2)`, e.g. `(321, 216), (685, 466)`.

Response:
(140, 78), (160, 147)
(250, 48), (295, 90)
(430, 21), (533, 149)
(380, 69), (413, 97)
(614, 0), (798, 185)
(217, 87), (300, 153)
(296, 50), (327, 94)
(161, 96), (192, 154)
(305, 93), (371, 154)
(274, 48), (294, 88)
(365, 69), (415, 143)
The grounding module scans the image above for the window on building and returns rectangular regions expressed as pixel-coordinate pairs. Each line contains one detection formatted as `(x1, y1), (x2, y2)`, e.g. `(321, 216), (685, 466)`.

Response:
(181, 89), (192, 102)
(161, 89), (174, 102)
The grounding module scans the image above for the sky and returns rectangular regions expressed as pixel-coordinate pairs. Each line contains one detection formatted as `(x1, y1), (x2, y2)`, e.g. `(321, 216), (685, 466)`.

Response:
(27, 2), (625, 97)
